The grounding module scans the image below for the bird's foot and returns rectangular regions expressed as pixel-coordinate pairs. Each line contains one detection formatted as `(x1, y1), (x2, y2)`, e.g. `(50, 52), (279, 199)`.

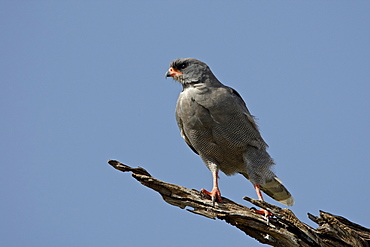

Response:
(251, 207), (273, 217)
(201, 188), (222, 205)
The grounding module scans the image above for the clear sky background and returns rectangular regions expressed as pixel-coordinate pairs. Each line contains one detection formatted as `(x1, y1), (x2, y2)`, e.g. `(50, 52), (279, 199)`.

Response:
(1, 1), (369, 246)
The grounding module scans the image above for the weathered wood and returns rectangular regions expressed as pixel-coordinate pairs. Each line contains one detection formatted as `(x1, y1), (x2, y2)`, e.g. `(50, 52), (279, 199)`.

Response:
(108, 160), (370, 247)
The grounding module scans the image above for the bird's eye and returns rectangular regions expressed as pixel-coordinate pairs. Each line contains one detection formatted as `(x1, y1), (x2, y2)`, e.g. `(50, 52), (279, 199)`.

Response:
(180, 63), (187, 69)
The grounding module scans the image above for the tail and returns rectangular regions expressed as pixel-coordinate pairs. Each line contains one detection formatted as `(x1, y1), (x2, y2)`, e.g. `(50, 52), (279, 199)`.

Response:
(260, 177), (294, 206)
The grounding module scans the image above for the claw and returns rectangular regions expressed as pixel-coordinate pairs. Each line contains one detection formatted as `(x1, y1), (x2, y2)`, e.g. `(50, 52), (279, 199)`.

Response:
(201, 188), (222, 205)
(201, 170), (222, 205)
(252, 184), (274, 218)
(253, 208), (273, 217)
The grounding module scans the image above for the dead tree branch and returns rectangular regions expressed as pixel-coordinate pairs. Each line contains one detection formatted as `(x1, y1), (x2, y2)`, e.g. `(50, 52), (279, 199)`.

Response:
(108, 160), (369, 247)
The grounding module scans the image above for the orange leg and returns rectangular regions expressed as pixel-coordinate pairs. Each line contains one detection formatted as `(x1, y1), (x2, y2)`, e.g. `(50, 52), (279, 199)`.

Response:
(253, 184), (273, 217)
(201, 171), (222, 205)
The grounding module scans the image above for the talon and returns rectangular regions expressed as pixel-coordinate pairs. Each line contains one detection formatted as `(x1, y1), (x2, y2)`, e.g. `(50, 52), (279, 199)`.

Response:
(200, 171), (222, 205)
(252, 184), (273, 217)
(253, 208), (273, 217)
(201, 188), (222, 204)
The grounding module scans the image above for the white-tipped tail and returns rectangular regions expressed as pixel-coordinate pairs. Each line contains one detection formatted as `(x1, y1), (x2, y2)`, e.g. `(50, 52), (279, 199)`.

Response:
(260, 177), (294, 206)
(278, 196), (295, 207)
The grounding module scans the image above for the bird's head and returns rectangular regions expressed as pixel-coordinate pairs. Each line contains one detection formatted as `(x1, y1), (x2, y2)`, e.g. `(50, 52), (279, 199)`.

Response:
(165, 58), (214, 85)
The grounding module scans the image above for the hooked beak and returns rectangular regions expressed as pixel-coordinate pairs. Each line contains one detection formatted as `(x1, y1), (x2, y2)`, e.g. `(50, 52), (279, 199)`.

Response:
(165, 67), (183, 78)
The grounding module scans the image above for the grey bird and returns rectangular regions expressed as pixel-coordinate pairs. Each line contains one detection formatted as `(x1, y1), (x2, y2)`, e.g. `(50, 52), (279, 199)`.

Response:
(166, 58), (294, 210)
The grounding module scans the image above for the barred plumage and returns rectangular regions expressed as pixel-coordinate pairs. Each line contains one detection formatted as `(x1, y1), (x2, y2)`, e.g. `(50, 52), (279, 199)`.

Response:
(166, 58), (294, 207)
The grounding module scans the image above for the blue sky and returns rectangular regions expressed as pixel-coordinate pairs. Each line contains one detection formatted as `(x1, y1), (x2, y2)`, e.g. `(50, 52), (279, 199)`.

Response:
(1, 1), (369, 246)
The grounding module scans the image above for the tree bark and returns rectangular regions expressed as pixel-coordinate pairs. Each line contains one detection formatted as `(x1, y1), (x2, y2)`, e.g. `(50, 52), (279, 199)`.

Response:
(108, 160), (370, 247)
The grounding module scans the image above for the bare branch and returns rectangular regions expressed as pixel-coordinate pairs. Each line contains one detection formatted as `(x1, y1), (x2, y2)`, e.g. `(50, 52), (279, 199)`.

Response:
(108, 160), (370, 247)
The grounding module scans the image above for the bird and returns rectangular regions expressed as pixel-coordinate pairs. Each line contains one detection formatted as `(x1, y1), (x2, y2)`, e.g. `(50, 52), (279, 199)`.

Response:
(165, 58), (294, 212)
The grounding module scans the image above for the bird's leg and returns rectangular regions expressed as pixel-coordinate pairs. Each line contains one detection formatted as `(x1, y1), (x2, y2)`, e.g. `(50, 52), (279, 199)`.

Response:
(201, 170), (222, 205)
(253, 184), (273, 217)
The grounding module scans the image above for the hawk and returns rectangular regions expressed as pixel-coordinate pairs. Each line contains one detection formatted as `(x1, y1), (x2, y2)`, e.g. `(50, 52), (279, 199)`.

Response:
(166, 58), (294, 212)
